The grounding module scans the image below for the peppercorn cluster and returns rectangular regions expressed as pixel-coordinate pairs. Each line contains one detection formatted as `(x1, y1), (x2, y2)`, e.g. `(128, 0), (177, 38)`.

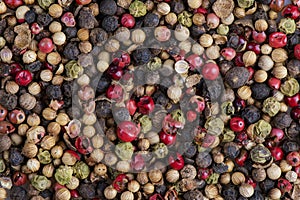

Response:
(0, 0), (300, 199)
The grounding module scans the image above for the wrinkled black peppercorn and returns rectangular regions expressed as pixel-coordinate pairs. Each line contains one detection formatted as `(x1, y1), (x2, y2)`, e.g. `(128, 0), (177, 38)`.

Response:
(190, 25), (206, 39)
(249, 190), (264, 200)
(251, 83), (271, 100)
(182, 143), (197, 158)
(90, 28), (108, 46)
(206, 79), (223, 101)
(24, 9), (36, 24)
(223, 142), (240, 159)
(144, 13), (160, 27)
(196, 151), (212, 168)
(112, 107), (130, 123)
(64, 27), (78, 40)
(62, 81), (74, 98)
(183, 189), (204, 200)
(102, 16), (119, 32)
(96, 76), (111, 94)
(286, 122), (300, 140)
(213, 163), (229, 174)
(78, 183), (96, 199)
(282, 140), (299, 153)
(241, 105), (261, 124)
(46, 85), (63, 100)
(0, 91), (17, 110)
(96, 101), (112, 118)
(222, 185), (238, 200)
(271, 112), (293, 129)
(132, 48), (152, 65)
(63, 42), (80, 60)
(259, 178), (275, 193)
(253, 9), (268, 21)
(225, 67), (250, 89)
(170, 0), (185, 14)
(10, 149), (24, 166)
(9, 186), (28, 200)
(99, 0), (117, 15)
(37, 13), (53, 27)
(78, 8), (97, 29)
(0, 19), (7, 35)
(25, 61), (42, 73)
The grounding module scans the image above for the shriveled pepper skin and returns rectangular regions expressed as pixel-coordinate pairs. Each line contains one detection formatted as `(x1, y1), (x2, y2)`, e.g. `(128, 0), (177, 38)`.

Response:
(0, 121), (15, 134)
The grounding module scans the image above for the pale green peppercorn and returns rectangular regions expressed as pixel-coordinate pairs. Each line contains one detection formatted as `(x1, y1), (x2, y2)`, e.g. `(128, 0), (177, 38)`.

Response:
(237, 0), (254, 8)
(31, 175), (51, 191)
(205, 117), (224, 136)
(139, 115), (152, 133)
(37, 149), (52, 164)
(279, 18), (296, 34)
(178, 11), (193, 27)
(65, 60), (83, 79)
(115, 142), (134, 161)
(129, 0), (147, 17)
(221, 101), (235, 116)
(280, 78), (299, 97)
(73, 161), (90, 179)
(171, 109), (185, 125)
(250, 144), (271, 164)
(147, 57), (162, 71)
(217, 24), (229, 35)
(0, 159), (5, 173)
(262, 97), (280, 117)
(222, 128), (235, 142)
(254, 120), (272, 142)
(153, 143), (168, 158)
(54, 165), (73, 185)
(206, 173), (220, 184)
(38, 0), (55, 9)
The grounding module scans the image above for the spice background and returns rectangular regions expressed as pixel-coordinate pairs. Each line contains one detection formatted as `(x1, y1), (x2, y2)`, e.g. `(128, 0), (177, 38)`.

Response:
(0, 0), (300, 199)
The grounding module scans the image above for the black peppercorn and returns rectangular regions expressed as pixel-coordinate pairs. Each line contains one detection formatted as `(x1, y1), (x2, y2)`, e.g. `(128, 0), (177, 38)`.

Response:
(156, 185), (167, 195)
(10, 148), (24, 166)
(253, 9), (268, 21)
(225, 67), (250, 89)
(0, 19), (7, 35)
(96, 76), (111, 94)
(241, 105), (261, 124)
(282, 140), (299, 153)
(132, 49), (152, 65)
(251, 83), (271, 100)
(190, 25), (206, 39)
(102, 16), (119, 32)
(206, 79), (223, 101)
(78, 7), (97, 29)
(267, 19), (277, 34)
(170, 0), (185, 14)
(182, 143), (197, 158)
(25, 61), (42, 73)
(112, 107), (130, 123)
(96, 181), (108, 198)
(9, 186), (28, 200)
(96, 101), (112, 118)
(144, 13), (160, 27)
(271, 112), (293, 129)
(35, 30), (51, 41)
(213, 163), (229, 174)
(78, 183), (96, 199)
(37, 13), (53, 27)
(64, 27), (78, 40)
(63, 42), (80, 60)
(259, 178), (275, 193)
(40, 189), (53, 199)
(153, 91), (169, 107)
(99, 0), (117, 15)
(90, 28), (108, 46)
(46, 85), (63, 100)
(238, 197), (248, 200)
(0, 64), (10, 77)
(0, 91), (17, 110)
(183, 190), (204, 200)
(222, 185), (238, 200)
(223, 142), (240, 159)
(249, 190), (264, 200)
(4, 27), (16, 44)
(286, 122), (300, 140)
(24, 9), (36, 24)
(287, 59), (300, 77)
(196, 151), (212, 168)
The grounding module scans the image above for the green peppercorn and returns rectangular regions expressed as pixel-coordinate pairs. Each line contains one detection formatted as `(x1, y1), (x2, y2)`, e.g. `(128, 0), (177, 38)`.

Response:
(250, 144), (271, 164)
(129, 0), (147, 17)
(153, 143), (168, 158)
(254, 120), (272, 142)
(54, 165), (73, 185)
(37, 149), (52, 164)
(279, 18), (296, 34)
(205, 117), (224, 136)
(115, 142), (134, 161)
(262, 97), (280, 117)
(178, 11), (193, 27)
(170, 109), (185, 125)
(139, 115), (152, 133)
(38, 0), (55, 9)
(217, 24), (229, 35)
(0, 159), (5, 173)
(31, 175), (51, 191)
(73, 161), (90, 179)
(222, 128), (235, 142)
(147, 57), (162, 71)
(280, 78), (299, 97)
(65, 60), (83, 79)
(237, 0), (254, 8)
(206, 173), (220, 184)
(221, 101), (235, 116)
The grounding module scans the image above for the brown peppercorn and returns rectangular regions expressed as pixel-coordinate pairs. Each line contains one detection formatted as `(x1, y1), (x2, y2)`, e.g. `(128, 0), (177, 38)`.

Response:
(120, 191), (134, 200)
(205, 184), (219, 199)
(243, 51), (256, 67)
(225, 159), (234, 172)
(127, 180), (140, 193)
(41, 135), (56, 150)
(19, 93), (36, 110)
(285, 171), (297, 182)
(280, 160), (292, 172)
(258, 55), (274, 71)
(22, 142), (38, 158)
(104, 186), (117, 200)
(268, 188), (281, 200)
(0, 135), (11, 152)
(239, 183), (254, 198)
(5, 81), (19, 94)
(199, 34), (213, 47)
(267, 163), (281, 180)
(40, 69), (53, 82)
(237, 86), (252, 100)
(143, 183), (154, 194)
(28, 82), (41, 96)
(180, 164), (197, 180)
(231, 172), (245, 185)
(47, 122), (61, 136)
(77, 29), (89, 41)
(48, 4), (63, 18)
(148, 170), (162, 183)
(165, 12), (177, 25)
(56, 188), (71, 200)
(49, 21), (62, 33)
(137, 172), (149, 185)
(254, 70), (268, 83)
(51, 145), (63, 159)
(42, 164), (54, 178)
(252, 168), (266, 182)
(220, 173), (231, 185)
(255, 19), (268, 32)
(166, 169), (180, 183)
(42, 108), (57, 121)
(47, 52), (61, 66)
(271, 48), (288, 63)
(27, 158), (40, 172)
(272, 65), (287, 79)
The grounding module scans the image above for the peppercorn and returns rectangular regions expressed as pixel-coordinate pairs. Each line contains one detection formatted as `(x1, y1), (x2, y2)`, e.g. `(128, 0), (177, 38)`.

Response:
(37, 13), (53, 27)
(10, 148), (24, 166)
(63, 42), (79, 60)
(78, 7), (96, 29)
(225, 67), (249, 89)
(143, 13), (159, 27)
(102, 16), (118, 32)
(9, 186), (28, 200)
(63, 27), (77, 40)
(259, 178), (275, 193)
(223, 142), (240, 159)
(24, 9), (36, 24)
(196, 151), (212, 168)
(0, 91), (17, 110)
(251, 83), (271, 100)
(90, 28), (108, 46)
(132, 48), (152, 65)
(99, 0), (117, 15)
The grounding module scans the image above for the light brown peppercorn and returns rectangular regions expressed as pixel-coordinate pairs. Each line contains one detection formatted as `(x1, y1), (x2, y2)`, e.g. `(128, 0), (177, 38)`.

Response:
(285, 171), (297, 182)
(206, 45), (220, 60)
(205, 184), (219, 199)
(252, 168), (266, 182)
(77, 28), (89, 41)
(193, 13), (206, 26)
(27, 113), (40, 127)
(79, 41), (92, 54)
(165, 169), (180, 183)
(5, 81), (19, 94)
(165, 13), (177, 25)
(255, 19), (268, 32)
(239, 183), (254, 198)
(120, 191), (134, 200)
(234, 7), (246, 18)
(22, 142), (38, 158)
(254, 70), (268, 83)
(50, 145), (63, 159)
(220, 173), (231, 185)
(65, 176), (79, 190)
(56, 188), (71, 200)
(47, 52), (61, 66)
(47, 122), (61, 136)
(137, 172), (149, 185)
(40, 69), (53, 82)
(52, 32), (66, 45)
(104, 186), (118, 199)
(128, 180), (140, 193)
(261, 44), (273, 55)
(231, 172), (246, 185)
(237, 86), (252, 100)
(41, 135), (56, 150)
(23, 50), (37, 64)
(225, 159), (234, 172)
(272, 65), (287, 79)
(28, 82), (41, 96)
(271, 48), (288, 63)
(48, 4), (63, 18)
(19, 93), (36, 110)
(94, 163), (107, 176)
(49, 21), (62, 33)
(138, 139), (150, 151)
(157, 2), (170, 15)
(258, 55), (274, 71)
(180, 164), (197, 180)
(267, 163), (281, 180)
(42, 108), (57, 121)
(27, 158), (40, 172)
(268, 188), (282, 199)
(243, 51), (256, 67)
(143, 183), (154, 194)
(199, 34), (213, 47)
(0, 188), (7, 199)
(148, 170), (162, 183)
(18, 124), (29, 136)
(56, 113), (70, 126)
(42, 164), (54, 178)
(52, 75), (64, 86)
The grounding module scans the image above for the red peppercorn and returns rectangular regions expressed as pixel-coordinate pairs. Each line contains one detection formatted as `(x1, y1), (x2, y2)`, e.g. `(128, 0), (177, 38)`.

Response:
(186, 54), (203, 70)
(270, 0), (285, 12)
(12, 171), (27, 186)
(286, 151), (300, 167)
(235, 132), (248, 144)
(31, 23), (43, 34)
(233, 98), (246, 112)
(198, 168), (212, 180)
(268, 77), (281, 90)
(220, 47), (236, 61)
(0, 104), (7, 121)
(159, 131), (176, 146)
(230, 117), (245, 132)
(234, 53), (244, 67)
(15, 70), (33, 86)
(295, 166), (300, 177)
(246, 42), (261, 54)
(294, 44), (300, 60)
(269, 32), (287, 48)
(195, 7), (207, 14)
(149, 194), (164, 200)
(75, 136), (93, 155)
(4, 0), (23, 9)
(54, 183), (66, 191)
(265, 138), (276, 149)
(70, 190), (80, 198)
(285, 93), (300, 107)
(117, 121), (140, 142)
(270, 147), (284, 161)
(277, 178), (293, 194)
(235, 150), (248, 166)
(8, 109), (25, 124)
(106, 84), (123, 102)
(137, 96), (155, 115)
(247, 67), (255, 80)
(252, 31), (267, 43)
(189, 96), (205, 113)
(270, 128), (284, 143)
(75, 0), (91, 5)
(61, 12), (76, 27)
(126, 99), (137, 116)
(112, 51), (131, 68)
(202, 63), (219, 80)
(112, 174), (128, 192)
(246, 177), (256, 189)
(38, 38), (54, 54)
(168, 153), (184, 170)
(291, 106), (300, 120)
(282, 4), (300, 19)
(130, 154), (145, 171)
(107, 65), (124, 80)
(10, 63), (22, 76)
(186, 110), (197, 122)
(121, 14), (135, 28)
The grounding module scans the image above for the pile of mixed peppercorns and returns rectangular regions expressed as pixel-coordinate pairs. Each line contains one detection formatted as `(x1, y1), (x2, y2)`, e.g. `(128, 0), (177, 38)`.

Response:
(0, 0), (300, 199)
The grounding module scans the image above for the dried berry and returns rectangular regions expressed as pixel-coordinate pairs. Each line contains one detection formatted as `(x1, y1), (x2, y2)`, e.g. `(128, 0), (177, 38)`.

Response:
(99, 0), (117, 15)
(0, 91), (17, 110)
(90, 28), (108, 46)
(64, 27), (77, 39)
(96, 101), (112, 118)
(9, 186), (28, 200)
(10, 148), (24, 166)
(251, 83), (271, 100)
(37, 13), (53, 27)
(78, 7), (96, 29)
(46, 85), (62, 100)
(144, 13), (160, 27)
(196, 152), (212, 168)
(24, 9), (36, 24)
(241, 105), (261, 124)
(102, 16), (118, 32)
(63, 42), (79, 60)
(271, 112), (292, 129)
(223, 142), (240, 159)
(132, 48), (152, 65)
(225, 67), (249, 89)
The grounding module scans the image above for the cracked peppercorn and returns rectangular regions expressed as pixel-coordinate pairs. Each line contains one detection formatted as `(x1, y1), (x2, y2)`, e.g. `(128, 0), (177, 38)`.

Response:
(37, 13), (53, 27)
(132, 48), (152, 65)
(102, 16), (119, 32)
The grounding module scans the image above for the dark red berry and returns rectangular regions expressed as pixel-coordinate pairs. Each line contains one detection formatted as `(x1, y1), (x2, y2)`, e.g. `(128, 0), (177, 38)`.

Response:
(295, 44), (300, 60)
(269, 32), (287, 48)
(168, 153), (184, 170)
(107, 65), (124, 80)
(235, 150), (248, 166)
(159, 131), (176, 146)
(106, 84), (123, 101)
(121, 14), (135, 28)
(4, 0), (23, 9)
(291, 107), (300, 120)
(15, 70), (33, 86)
(230, 117), (245, 132)
(112, 174), (128, 192)
(246, 42), (261, 54)
(202, 63), (219, 80)
(75, 136), (93, 155)
(268, 77), (281, 90)
(281, 4), (300, 19)
(234, 53), (244, 67)
(10, 63), (22, 76)
(270, 128), (284, 143)
(270, 147), (284, 161)
(252, 30), (267, 43)
(285, 93), (300, 107)
(13, 171), (27, 186)
(197, 168), (212, 180)
(137, 96), (155, 115)
(117, 121), (140, 142)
